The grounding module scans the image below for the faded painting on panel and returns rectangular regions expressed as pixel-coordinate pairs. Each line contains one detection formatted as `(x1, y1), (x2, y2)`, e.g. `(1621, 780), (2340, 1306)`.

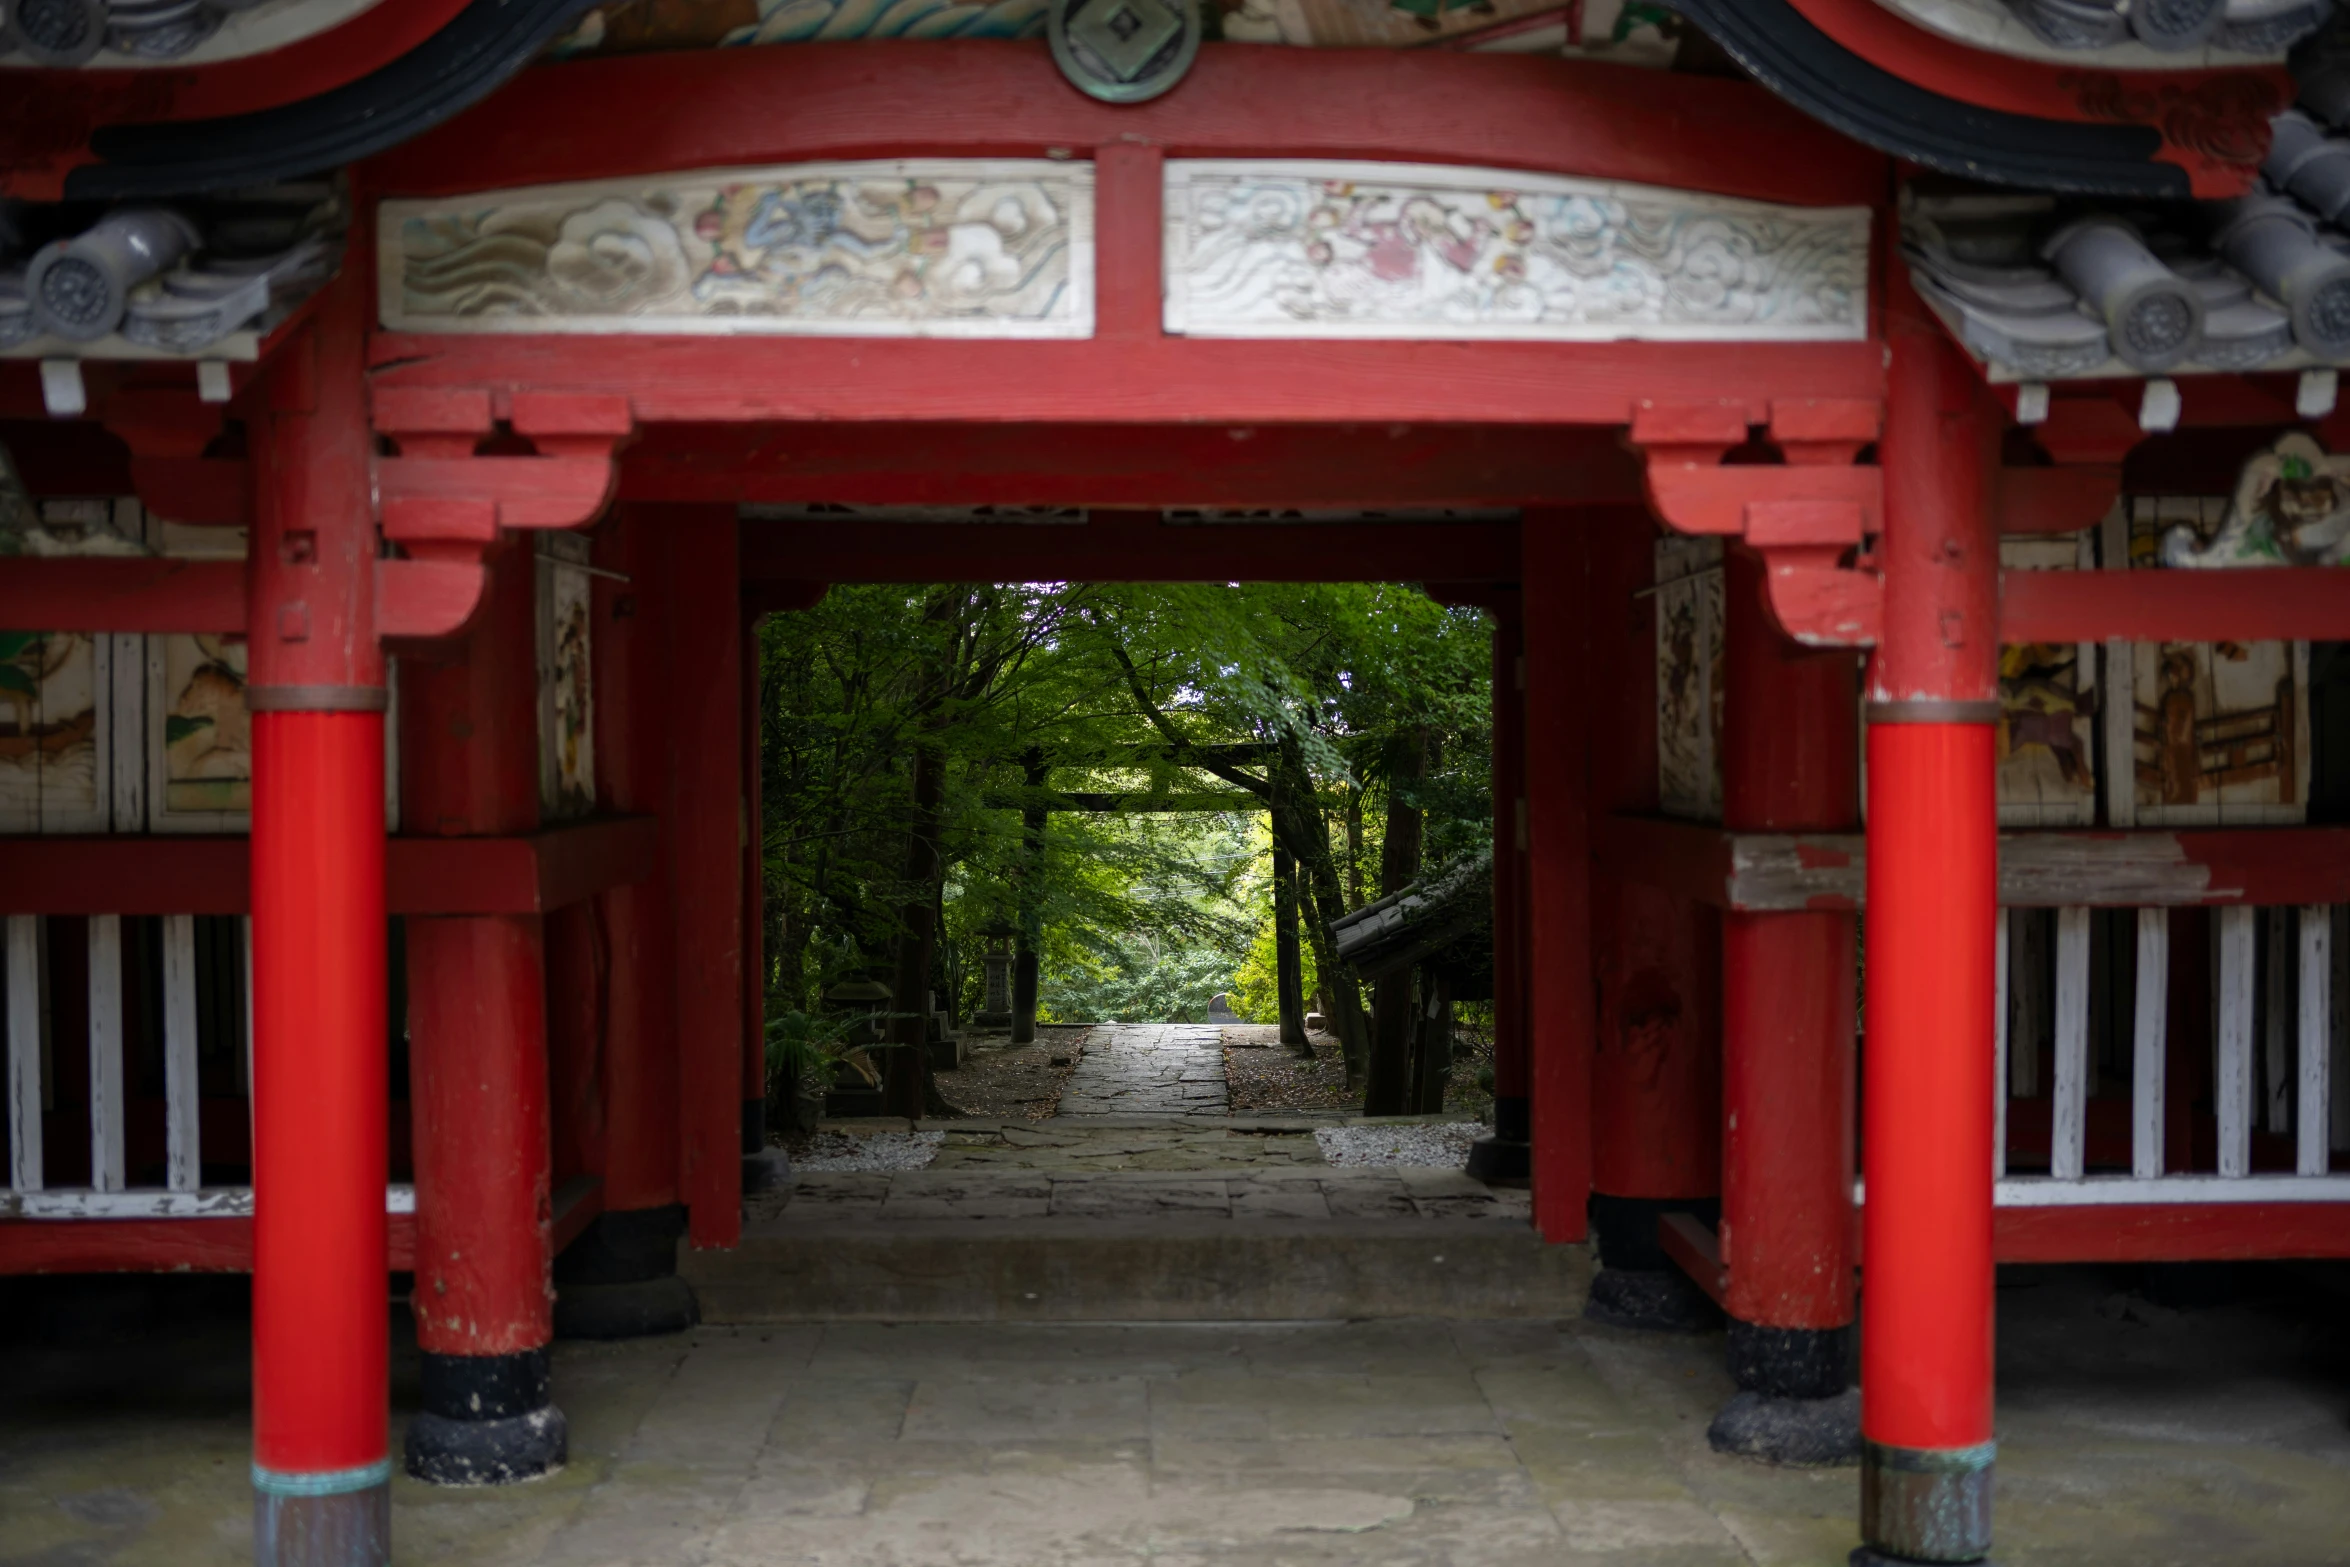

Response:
(538, 535), (596, 821)
(1654, 535), (1721, 822)
(2126, 496), (2312, 825)
(383, 160), (1093, 338)
(0, 631), (109, 833)
(150, 634), (251, 832)
(1996, 535), (2097, 827)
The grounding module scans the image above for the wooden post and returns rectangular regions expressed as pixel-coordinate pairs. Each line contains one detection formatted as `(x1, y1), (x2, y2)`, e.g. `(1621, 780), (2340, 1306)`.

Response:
(398, 541), (566, 1486)
(1859, 283), (2002, 1565)
(1013, 750), (1048, 1047)
(1273, 844), (1308, 1051)
(1583, 504), (1721, 1307)
(1522, 508), (1594, 1243)
(553, 503), (696, 1340)
(668, 506), (745, 1249)
(1468, 601), (1531, 1182)
(245, 278), (392, 1564)
(1716, 542), (1861, 1451)
(741, 604), (773, 1165)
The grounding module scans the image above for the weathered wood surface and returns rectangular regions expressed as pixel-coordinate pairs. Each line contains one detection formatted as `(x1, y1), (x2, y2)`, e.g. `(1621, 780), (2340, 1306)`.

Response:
(1602, 816), (2350, 910)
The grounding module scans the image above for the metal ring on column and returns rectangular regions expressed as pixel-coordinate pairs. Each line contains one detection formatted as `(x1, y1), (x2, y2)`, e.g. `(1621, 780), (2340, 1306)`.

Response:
(247, 684), (391, 714)
(1858, 1438), (1996, 1564)
(1864, 700), (2001, 726)
(252, 1460), (392, 1567)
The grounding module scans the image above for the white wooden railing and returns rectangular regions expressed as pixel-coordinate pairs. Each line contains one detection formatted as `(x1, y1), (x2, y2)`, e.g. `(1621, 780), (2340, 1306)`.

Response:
(1, 912), (412, 1222)
(1994, 904), (2350, 1206)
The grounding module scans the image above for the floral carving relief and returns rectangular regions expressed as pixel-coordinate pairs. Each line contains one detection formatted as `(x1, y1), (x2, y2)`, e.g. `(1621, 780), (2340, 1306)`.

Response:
(1163, 160), (1868, 341)
(381, 160), (1093, 337)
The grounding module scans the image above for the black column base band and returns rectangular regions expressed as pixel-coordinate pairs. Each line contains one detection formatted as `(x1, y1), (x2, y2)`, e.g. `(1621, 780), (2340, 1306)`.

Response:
(1861, 1439), (1996, 1563)
(1852, 1553), (2001, 1567)
(1490, 1095), (1530, 1145)
(741, 1097), (767, 1157)
(1583, 1267), (1717, 1333)
(556, 1205), (686, 1287)
(556, 1274), (701, 1340)
(1728, 1320), (1851, 1400)
(254, 1482), (389, 1566)
(1588, 1192), (1719, 1273)
(1708, 1388), (1861, 1466)
(407, 1348), (566, 1486)
(1464, 1134), (1530, 1186)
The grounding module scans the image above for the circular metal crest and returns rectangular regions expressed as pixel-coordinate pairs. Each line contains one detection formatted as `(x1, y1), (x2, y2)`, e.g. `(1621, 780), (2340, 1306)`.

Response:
(1048, 0), (1200, 104)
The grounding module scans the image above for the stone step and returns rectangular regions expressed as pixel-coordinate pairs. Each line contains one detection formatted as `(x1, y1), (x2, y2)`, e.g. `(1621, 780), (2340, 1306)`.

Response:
(682, 1170), (1590, 1323)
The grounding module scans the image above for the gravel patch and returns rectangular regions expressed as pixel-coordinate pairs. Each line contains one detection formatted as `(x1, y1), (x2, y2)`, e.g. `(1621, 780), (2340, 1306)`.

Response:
(1314, 1122), (1489, 1168)
(792, 1129), (945, 1171)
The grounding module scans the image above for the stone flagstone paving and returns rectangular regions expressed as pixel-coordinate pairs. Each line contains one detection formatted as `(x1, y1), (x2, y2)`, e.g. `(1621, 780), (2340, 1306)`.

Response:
(7, 1269), (2350, 1565)
(1054, 1023), (1229, 1117)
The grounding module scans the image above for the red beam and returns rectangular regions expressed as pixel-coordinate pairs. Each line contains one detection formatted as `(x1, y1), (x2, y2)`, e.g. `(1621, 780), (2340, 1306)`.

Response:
(366, 43), (1885, 209)
(2002, 567), (2350, 644)
(0, 1214), (418, 1275)
(1601, 818), (2350, 912)
(1993, 1203), (2350, 1263)
(1997, 466), (2121, 536)
(619, 422), (1644, 510)
(1589, 815), (1736, 909)
(741, 514), (1524, 584)
(0, 558), (243, 634)
(0, 818), (656, 916)
(376, 335), (1885, 434)
(1658, 1212), (1729, 1308)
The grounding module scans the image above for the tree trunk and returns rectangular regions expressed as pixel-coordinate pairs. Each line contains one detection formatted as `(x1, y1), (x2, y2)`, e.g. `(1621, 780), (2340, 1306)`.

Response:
(1270, 736), (1370, 1087)
(1362, 726), (1430, 1116)
(1012, 751), (1048, 1046)
(1272, 843), (1308, 1053)
(883, 731), (944, 1119)
(1343, 791), (1367, 911)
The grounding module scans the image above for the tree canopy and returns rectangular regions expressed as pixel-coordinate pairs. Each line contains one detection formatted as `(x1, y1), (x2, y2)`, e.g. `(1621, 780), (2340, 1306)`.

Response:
(755, 578), (1494, 1114)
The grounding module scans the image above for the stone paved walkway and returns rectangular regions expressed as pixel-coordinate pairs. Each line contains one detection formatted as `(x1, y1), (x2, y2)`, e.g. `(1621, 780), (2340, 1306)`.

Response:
(1054, 1024), (1228, 1117)
(10, 1269), (2350, 1565)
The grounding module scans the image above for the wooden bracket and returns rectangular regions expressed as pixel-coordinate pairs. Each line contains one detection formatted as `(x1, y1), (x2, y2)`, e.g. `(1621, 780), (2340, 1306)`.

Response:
(369, 388), (634, 638)
(1632, 399), (1886, 647)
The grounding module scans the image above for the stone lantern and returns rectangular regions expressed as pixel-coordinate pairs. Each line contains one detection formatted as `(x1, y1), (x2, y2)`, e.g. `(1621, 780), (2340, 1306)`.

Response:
(974, 927), (1017, 1030)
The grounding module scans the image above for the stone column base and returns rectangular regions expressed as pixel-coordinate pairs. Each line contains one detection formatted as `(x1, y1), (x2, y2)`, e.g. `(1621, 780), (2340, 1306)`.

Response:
(405, 1347), (567, 1486)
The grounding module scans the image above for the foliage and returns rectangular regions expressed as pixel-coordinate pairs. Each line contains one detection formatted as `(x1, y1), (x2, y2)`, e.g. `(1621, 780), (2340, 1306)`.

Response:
(754, 576), (1494, 1098)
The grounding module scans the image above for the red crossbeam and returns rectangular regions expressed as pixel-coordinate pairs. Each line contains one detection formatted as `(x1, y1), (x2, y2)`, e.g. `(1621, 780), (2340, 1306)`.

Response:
(740, 513), (1522, 584)
(2002, 568), (2350, 644)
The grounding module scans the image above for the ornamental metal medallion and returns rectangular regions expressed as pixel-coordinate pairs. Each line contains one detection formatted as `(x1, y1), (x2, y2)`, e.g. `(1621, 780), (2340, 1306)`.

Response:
(1048, 0), (1199, 104)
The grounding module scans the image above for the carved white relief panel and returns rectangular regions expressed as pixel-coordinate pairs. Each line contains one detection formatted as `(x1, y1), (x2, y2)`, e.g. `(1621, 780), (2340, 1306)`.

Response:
(381, 160), (1094, 337)
(1163, 160), (1869, 341)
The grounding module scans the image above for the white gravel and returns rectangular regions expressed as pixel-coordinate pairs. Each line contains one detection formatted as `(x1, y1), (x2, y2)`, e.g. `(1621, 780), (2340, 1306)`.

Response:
(792, 1129), (945, 1171)
(1314, 1122), (1489, 1168)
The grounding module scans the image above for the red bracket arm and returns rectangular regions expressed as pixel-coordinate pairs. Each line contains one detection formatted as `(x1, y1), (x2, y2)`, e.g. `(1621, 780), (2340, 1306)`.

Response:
(1633, 398), (1886, 647)
(369, 387), (633, 640)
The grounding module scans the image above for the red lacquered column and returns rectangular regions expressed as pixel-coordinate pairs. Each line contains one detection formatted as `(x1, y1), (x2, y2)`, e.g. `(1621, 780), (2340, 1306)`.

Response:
(1717, 544), (1861, 1447)
(399, 545), (566, 1485)
(1859, 288), (2002, 1564)
(1467, 598), (1532, 1183)
(1522, 509), (1594, 1243)
(247, 283), (392, 1564)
